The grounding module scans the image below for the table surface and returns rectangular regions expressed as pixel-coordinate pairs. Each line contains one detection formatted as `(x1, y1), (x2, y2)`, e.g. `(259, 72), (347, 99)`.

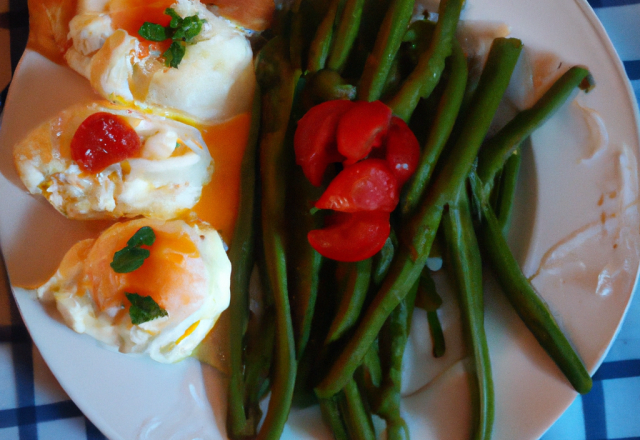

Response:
(1, 0), (640, 439)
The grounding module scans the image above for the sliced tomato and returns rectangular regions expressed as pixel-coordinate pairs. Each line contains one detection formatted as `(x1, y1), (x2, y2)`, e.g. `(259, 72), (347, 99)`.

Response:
(315, 159), (399, 212)
(71, 112), (142, 173)
(336, 100), (392, 165)
(294, 100), (356, 186)
(308, 211), (390, 262)
(385, 117), (421, 185)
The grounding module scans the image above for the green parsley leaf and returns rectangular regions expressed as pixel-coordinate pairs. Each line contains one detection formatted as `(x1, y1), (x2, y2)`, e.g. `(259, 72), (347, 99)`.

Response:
(110, 247), (150, 273)
(165, 7), (183, 28)
(163, 41), (186, 68)
(137, 8), (205, 68)
(125, 292), (168, 325)
(138, 22), (168, 42)
(173, 15), (205, 43)
(127, 226), (156, 248)
(110, 227), (155, 273)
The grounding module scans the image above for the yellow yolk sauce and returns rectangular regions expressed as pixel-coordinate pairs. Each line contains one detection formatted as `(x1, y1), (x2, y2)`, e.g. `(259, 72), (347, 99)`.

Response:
(193, 112), (251, 244)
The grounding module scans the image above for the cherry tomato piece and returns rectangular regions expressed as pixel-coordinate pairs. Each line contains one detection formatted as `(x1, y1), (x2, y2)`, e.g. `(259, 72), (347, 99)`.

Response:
(308, 211), (390, 262)
(294, 100), (356, 186)
(336, 100), (392, 165)
(315, 159), (399, 212)
(71, 112), (142, 173)
(385, 117), (421, 185)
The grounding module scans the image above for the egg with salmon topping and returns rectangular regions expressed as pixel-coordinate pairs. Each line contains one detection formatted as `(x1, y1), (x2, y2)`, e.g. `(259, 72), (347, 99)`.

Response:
(13, 101), (213, 220)
(36, 218), (231, 363)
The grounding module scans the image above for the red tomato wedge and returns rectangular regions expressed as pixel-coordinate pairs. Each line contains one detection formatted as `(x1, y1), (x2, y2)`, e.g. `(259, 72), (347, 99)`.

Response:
(336, 100), (392, 165)
(385, 117), (421, 185)
(315, 159), (399, 212)
(294, 100), (355, 186)
(308, 211), (390, 262)
(71, 112), (142, 173)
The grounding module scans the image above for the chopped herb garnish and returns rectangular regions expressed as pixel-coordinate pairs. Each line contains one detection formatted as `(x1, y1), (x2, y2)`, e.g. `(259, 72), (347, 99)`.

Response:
(127, 226), (156, 247)
(110, 226), (156, 273)
(138, 22), (167, 42)
(163, 41), (186, 69)
(138, 8), (206, 68)
(125, 292), (168, 325)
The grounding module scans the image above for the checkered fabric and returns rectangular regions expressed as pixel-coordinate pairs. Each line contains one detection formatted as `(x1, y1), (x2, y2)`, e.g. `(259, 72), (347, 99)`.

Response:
(1, 0), (640, 439)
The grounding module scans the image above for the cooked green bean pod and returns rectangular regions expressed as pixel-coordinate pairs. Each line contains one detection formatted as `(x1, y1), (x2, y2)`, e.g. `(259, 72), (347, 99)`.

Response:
(358, 0), (415, 102)
(226, 92), (262, 439)
(443, 190), (494, 440)
(416, 269), (446, 358)
(319, 394), (349, 440)
(401, 40), (468, 218)
(326, 258), (373, 343)
(388, 0), (464, 121)
(342, 379), (376, 440)
(494, 149), (522, 235)
(374, 282), (417, 440)
(256, 37), (300, 440)
(328, 0), (365, 72)
(469, 173), (592, 394)
(476, 66), (594, 198)
(307, 0), (343, 72)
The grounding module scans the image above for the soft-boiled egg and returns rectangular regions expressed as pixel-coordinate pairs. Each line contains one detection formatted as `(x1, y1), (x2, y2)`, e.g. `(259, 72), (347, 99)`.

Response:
(62, 0), (255, 123)
(13, 101), (213, 220)
(36, 218), (231, 363)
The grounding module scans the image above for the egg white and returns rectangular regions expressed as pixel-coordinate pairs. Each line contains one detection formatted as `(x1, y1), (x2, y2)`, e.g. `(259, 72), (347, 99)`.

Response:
(13, 101), (213, 220)
(36, 218), (231, 363)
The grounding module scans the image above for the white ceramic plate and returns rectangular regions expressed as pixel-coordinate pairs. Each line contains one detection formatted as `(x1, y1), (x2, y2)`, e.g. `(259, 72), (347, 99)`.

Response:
(1, 0), (639, 438)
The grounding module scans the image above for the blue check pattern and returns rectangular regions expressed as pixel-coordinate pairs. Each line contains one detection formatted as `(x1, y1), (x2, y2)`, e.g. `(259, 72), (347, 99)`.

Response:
(1, 0), (640, 439)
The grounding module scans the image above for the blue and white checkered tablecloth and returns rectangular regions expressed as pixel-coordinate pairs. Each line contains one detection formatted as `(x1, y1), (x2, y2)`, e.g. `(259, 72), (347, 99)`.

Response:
(1, 0), (640, 439)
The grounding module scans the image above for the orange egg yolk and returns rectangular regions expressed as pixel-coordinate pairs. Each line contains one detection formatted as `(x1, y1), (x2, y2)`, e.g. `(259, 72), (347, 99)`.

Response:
(193, 112), (252, 244)
(86, 220), (207, 319)
(109, 0), (175, 55)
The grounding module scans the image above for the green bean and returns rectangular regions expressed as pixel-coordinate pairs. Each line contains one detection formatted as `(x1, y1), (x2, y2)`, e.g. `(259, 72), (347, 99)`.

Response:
(256, 37), (300, 440)
(416, 269), (446, 358)
(326, 258), (373, 343)
(476, 66), (594, 197)
(315, 38), (522, 398)
(361, 339), (382, 391)
(226, 93), (262, 439)
(358, 0), (414, 102)
(388, 0), (464, 121)
(287, 166), (324, 358)
(443, 190), (494, 440)
(328, 0), (365, 72)
(342, 379), (376, 440)
(469, 173), (593, 394)
(495, 149), (522, 235)
(401, 40), (468, 218)
(374, 282), (416, 440)
(372, 230), (397, 286)
(243, 301), (276, 421)
(307, 0), (343, 73)
(319, 395), (349, 440)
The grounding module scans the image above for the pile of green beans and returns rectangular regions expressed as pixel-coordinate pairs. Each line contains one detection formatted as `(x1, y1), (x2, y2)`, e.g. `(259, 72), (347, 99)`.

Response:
(224, 1), (595, 439)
